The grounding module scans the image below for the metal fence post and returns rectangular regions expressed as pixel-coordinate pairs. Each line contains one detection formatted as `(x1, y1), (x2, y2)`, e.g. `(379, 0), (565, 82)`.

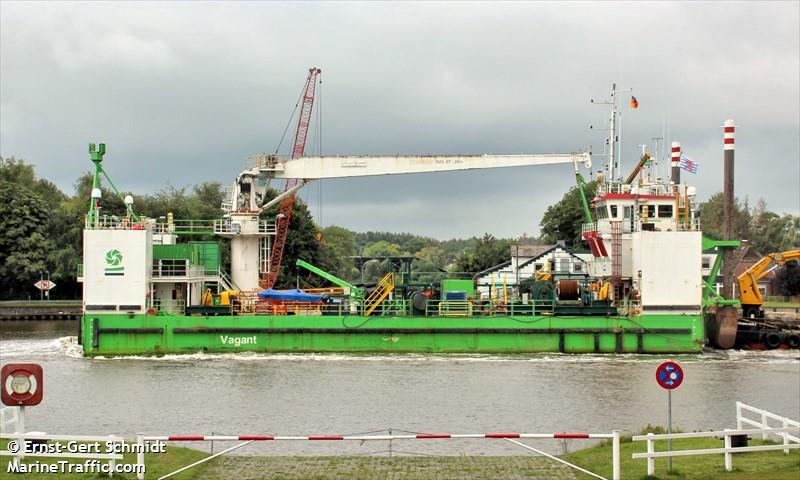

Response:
(136, 433), (145, 480)
(724, 429), (733, 472)
(15, 406), (25, 467)
(612, 430), (621, 480)
(646, 432), (655, 476)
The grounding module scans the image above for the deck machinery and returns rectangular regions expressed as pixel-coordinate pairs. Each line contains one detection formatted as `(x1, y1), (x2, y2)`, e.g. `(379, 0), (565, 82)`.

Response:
(79, 83), (719, 356)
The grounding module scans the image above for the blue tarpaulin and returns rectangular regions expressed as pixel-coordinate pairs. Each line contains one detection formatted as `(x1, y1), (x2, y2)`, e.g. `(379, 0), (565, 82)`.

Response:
(257, 289), (325, 302)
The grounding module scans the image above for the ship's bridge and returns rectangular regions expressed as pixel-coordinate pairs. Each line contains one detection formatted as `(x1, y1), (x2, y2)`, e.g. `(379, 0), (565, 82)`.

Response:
(587, 182), (700, 235)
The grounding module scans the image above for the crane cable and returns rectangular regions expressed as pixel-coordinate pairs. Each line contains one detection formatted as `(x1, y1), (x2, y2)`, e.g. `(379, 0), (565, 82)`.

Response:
(274, 79), (310, 155)
(316, 75), (323, 227)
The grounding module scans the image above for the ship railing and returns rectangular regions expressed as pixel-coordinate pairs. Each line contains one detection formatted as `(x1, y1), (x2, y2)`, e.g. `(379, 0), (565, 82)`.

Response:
(250, 302), (323, 316)
(148, 299), (186, 314)
(675, 218), (701, 231)
(212, 219), (276, 235)
(85, 214), (148, 230)
(210, 298), (562, 317)
(152, 265), (219, 279)
(368, 298), (410, 316)
(438, 301), (473, 317)
(616, 298), (642, 316)
(152, 220), (216, 236)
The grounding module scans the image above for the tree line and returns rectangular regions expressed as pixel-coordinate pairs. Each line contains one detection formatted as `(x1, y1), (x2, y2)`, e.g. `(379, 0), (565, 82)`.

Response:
(1, 157), (797, 299)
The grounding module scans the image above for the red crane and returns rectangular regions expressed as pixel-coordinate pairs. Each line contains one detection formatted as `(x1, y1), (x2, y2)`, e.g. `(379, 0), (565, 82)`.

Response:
(260, 67), (322, 290)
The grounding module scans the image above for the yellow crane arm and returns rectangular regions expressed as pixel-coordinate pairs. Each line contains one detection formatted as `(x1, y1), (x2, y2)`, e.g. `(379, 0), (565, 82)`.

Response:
(737, 249), (800, 307)
(624, 152), (651, 185)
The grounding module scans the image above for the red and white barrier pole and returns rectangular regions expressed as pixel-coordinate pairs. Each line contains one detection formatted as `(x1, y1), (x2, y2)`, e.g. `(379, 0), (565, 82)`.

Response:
(137, 430), (621, 480)
(145, 432), (611, 442)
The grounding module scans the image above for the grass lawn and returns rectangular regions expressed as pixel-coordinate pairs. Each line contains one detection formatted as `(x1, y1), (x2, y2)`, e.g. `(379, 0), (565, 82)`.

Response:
(563, 429), (800, 480)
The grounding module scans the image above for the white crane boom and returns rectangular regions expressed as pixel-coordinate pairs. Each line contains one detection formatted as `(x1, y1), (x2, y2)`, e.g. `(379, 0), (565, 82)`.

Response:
(254, 153), (590, 180)
(246, 152), (591, 211)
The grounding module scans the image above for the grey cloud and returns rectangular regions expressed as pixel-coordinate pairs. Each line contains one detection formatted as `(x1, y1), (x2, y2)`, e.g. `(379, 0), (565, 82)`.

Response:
(1, 1), (797, 239)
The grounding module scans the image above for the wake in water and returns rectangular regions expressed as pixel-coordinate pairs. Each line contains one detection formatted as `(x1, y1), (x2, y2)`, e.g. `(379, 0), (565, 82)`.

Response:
(0, 336), (798, 365)
(0, 335), (84, 359)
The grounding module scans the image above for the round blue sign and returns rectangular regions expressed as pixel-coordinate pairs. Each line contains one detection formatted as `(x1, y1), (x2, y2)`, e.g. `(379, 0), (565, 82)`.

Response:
(656, 361), (684, 390)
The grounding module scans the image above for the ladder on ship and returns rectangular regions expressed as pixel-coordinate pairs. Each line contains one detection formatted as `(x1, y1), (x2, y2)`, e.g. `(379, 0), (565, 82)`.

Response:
(363, 272), (396, 316)
(675, 187), (691, 230)
(611, 221), (623, 304)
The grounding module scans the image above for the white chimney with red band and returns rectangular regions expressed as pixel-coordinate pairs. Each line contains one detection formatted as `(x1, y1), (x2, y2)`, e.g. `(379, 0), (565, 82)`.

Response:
(724, 119), (735, 151)
(671, 141), (681, 184)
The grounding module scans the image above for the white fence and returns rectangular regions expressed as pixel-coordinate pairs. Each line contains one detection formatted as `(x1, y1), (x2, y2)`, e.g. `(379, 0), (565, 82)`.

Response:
(1, 406), (127, 476)
(632, 403), (800, 476)
(737, 401), (800, 443)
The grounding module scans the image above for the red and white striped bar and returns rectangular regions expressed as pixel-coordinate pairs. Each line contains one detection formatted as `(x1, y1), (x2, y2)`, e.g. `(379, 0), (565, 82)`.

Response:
(671, 141), (681, 167)
(724, 119), (735, 150)
(144, 432), (612, 442)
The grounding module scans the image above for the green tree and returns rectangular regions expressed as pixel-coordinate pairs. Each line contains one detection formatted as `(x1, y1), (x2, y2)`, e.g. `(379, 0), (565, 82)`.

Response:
(454, 233), (511, 273)
(188, 182), (224, 220)
(697, 192), (751, 242)
(539, 181), (596, 249)
(417, 245), (446, 268)
(775, 261), (800, 296)
(0, 181), (51, 299)
(749, 199), (799, 253)
(363, 240), (406, 257)
(319, 226), (357, 280)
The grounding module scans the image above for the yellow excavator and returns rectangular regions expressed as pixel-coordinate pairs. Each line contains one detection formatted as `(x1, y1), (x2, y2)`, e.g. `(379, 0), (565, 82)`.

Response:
(737, 249), (800, 318)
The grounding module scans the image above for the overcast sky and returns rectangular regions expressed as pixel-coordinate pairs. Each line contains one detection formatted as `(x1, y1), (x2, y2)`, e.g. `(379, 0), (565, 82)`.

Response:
(2, 1), (798, 239)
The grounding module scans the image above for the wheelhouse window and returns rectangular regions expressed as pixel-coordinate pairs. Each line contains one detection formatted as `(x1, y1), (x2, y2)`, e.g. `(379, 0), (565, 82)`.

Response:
(594, 206), (608, 220)
(640, 205), (653, 218)
(610, 205), (619, 218)
(657, 205), (673, 218)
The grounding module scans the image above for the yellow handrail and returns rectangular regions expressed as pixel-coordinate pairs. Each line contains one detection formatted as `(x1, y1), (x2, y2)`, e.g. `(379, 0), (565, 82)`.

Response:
(363, 272), (396, 316)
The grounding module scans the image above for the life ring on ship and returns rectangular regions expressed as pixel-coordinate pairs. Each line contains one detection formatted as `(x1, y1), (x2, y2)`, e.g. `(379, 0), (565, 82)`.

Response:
(146, 307), (158, 316)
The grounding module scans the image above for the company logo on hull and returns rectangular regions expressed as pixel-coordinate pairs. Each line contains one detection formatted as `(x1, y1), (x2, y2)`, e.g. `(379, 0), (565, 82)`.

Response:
(105, 249), (124, 276)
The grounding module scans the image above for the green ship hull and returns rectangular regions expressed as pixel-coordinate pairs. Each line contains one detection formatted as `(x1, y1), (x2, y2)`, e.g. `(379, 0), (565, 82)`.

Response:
(80, 313), (704, 356)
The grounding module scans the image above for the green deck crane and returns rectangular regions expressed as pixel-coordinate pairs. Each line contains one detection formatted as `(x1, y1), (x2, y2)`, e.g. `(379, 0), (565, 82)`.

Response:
(296, 259), (364, 300)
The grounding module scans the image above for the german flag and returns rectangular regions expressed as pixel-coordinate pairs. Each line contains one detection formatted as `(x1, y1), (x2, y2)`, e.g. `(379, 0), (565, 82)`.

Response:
(630, 96), (639, 109)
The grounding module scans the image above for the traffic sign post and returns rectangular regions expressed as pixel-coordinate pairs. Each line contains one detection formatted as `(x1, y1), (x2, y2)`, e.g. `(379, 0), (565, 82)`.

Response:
(656, 361), (684, 473)
(34, 279), (56, 301)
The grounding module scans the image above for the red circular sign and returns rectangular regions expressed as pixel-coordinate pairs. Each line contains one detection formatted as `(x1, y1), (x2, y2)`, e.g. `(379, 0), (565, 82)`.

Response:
(656, 361), (684, 390)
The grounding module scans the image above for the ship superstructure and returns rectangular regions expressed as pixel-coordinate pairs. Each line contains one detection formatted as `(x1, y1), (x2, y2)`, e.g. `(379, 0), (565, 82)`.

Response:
(78, 81), (715, 356)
